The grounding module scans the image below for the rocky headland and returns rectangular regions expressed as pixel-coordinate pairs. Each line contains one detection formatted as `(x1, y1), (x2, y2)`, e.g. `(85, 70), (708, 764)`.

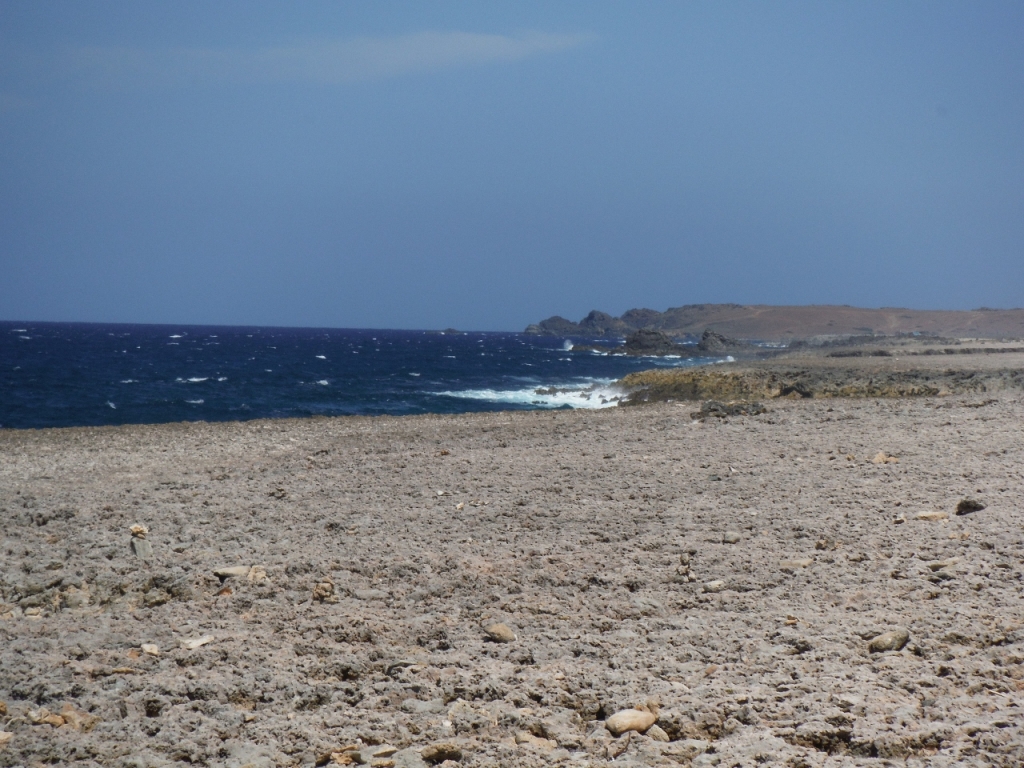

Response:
(525, 304), (1024, 341)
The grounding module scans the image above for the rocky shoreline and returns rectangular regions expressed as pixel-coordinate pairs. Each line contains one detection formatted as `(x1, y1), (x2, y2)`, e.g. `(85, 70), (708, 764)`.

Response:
(2, 348), (1023, 767)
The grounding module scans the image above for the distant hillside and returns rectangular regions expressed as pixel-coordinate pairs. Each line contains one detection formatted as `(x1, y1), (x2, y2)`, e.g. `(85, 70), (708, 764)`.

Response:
(524, 304), (1024, 341)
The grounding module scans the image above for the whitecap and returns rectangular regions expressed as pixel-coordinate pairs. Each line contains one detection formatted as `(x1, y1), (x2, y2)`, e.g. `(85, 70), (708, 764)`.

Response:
(121, 379), (137, 384)
(19, 336), (31, 340)
(433, 380), (623, 410)
(187, 377), (208, 383)
(186, 399), (204, 404)
(315, 355), (326, 359)
(106, 401), (116, 409)
(562, 340), (574, 351)
(409, 372), (421, 376)
(217, 376), (227, 382)
(169, 334), (183, 338)
(11, 329), (27, 332)
(316, 380), (329, 386)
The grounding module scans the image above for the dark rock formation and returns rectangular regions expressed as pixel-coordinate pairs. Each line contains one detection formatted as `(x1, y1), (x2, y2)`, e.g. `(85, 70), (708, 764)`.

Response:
(577, 311), (632, 337)
(695, 329), (752, 354)
(622, 329), (688, 356)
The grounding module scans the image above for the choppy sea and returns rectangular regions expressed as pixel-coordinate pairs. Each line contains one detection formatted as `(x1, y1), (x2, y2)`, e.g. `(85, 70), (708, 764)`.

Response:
(0, 322), (729, 429)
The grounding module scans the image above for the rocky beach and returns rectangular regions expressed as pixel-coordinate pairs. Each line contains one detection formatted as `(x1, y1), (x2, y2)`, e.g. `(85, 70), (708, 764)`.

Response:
(2, 344), (1024, 767)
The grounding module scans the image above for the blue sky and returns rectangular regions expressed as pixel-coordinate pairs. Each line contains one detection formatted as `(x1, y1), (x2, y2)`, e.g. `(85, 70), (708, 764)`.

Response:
(1, 1), (1022, 330)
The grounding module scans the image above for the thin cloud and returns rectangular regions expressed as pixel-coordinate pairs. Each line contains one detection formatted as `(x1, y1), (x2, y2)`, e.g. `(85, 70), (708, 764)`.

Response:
(63, 30), (596, 89)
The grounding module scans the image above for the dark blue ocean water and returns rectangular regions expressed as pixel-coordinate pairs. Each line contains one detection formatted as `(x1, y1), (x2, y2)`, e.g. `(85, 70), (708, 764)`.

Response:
(0, 322), (721, 429)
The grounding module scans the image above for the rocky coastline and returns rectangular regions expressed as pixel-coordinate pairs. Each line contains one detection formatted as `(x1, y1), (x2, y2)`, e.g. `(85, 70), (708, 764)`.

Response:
(2, 341), (1023, 767)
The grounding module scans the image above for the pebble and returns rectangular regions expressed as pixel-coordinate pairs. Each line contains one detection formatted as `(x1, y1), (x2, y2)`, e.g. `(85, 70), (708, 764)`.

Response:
(247, 565), (267, 582)
(130, 538), (153, 560)
(646, 724), (671, 742)
(515, 731), (556, 749)
(141, 643), (160, 656)
(868, 628), (910, 653)
(916, 511), (949, 521)
(702, 580), (726, 594)
(927, 558), (959, 571)
(420, 743), (462, 763)
(312, 580), (335, 602)
(0, 732), (11, 750)
(605, 708), (657, 736)
(214, 565), (250, 579)
(956, 498), (985, 515)
(722, 531), (741, 544)
(482, 622), (516, 643)
(180, 635), (215, 651)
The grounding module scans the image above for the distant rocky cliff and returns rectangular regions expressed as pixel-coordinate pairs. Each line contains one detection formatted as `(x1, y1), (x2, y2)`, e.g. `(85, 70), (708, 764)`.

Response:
(525, 304), (1024, 341)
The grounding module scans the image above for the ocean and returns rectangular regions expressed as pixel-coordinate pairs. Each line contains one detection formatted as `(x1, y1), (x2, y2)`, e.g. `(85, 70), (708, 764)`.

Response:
(0, 322), (726, 430)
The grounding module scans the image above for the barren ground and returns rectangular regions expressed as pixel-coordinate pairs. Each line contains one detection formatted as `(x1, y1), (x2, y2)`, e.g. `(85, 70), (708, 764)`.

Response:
(2, 378), (1023, 766)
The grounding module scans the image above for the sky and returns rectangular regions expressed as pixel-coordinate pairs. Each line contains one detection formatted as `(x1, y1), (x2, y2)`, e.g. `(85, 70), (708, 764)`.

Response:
(1, 1), (1023, 331)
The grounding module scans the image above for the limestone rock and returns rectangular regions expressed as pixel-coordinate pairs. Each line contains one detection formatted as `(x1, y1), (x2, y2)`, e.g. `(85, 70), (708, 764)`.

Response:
(130, 537), (154, 559)
(180, 635), (215, 651)
(606, 708), (657, 736)
(723, 531), (741, 544)
(214, 565), (250, 579)
(868, 628), (910, 653)
(0, 732), (12, 750)
(482, 622), (516, 643)
(420, 743), (462, 763)
(646, 724), (671, 742)
(916, 510), (949, 521)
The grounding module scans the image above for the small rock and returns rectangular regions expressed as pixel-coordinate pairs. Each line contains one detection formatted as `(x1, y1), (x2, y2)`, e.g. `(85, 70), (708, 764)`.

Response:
(868, 628), (910, 653)
(421, 743), (462, 763)
(312, 580), (335, 602)
(916, 511), (949, 521)
(780, 558), (813, 569)
(130, 538), (153, 560)
(722, 531), (741, 544)
(646, 724), (670, 742)
(27, 708), (64, 727)
(60, 703), (100, 732)
(927, 558), (959, 571)
(702, 580), (725, 594)
(605, 708), (657, 736)
(0, 701), (7, 716)
(871, 452), (899, 464)
(214, 565), (250, 580)
(130, 524), (148, 538)
(247, 565), (267, 582)
(956, 498), (985, 516)
(515, 731), (556, 749)
(0, 732), (12, 750)
(141, 643), (160, 656)
(482, 622), (516, 643)
(180, 635), (215, 651)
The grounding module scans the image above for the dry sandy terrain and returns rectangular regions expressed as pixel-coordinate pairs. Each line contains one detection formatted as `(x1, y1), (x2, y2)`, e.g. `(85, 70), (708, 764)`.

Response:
(2, 381), (1024, 766)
